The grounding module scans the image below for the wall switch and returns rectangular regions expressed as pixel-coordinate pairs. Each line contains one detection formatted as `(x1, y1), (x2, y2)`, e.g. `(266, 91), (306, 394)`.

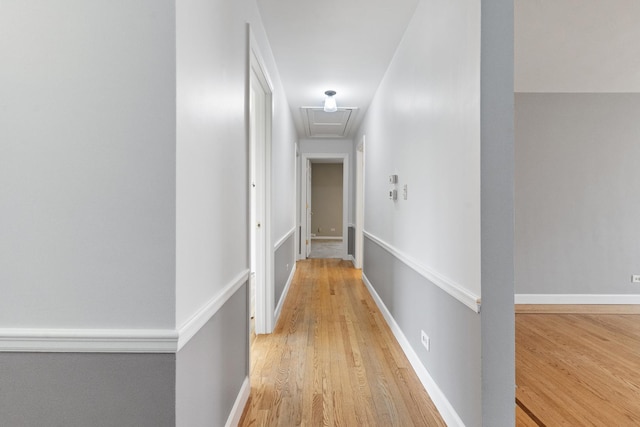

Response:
(286, 263), (289, 271)
(421, 330), (430, 351)
(389, 189), (397, 200)
(632, 275), (640, 283)
(389, 174), (398, 184)
(402, 184), (408, 200)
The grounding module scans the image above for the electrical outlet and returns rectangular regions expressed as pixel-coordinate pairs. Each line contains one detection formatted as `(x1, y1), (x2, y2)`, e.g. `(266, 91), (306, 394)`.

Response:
(632, 275), (640, 283)
(421, 330), (430, 351)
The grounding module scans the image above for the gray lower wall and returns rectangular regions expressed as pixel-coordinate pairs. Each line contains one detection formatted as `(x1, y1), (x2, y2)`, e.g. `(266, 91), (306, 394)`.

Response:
(0, 352), (175, 427)
(274, 233), (296, 308)
(363, 236), (482, 426)
(176, 282), (248, 427)
(347, 225), (355, 257)
(516, 93), (640, 294)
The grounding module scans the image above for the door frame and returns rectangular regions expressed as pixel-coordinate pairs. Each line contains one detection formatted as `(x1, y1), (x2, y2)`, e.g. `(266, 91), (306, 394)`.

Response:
(305, 159), (312, 258)
(355, 136), (365, 268)
(248, 28), (274, 335)
(300, 152), (350, 260)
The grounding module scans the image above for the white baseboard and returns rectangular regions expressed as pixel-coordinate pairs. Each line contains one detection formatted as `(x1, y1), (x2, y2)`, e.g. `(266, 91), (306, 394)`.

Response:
(515, 294), (640, 305)
(362, 273), (465, 427)
(274, 263), (297, 326)
(225, 376), (250, 427)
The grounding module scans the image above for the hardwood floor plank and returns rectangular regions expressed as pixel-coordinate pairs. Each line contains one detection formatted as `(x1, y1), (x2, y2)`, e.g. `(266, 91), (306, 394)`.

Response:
(516, 312), (640, 426)
(240, 259), (445, 426)
(516, 402), (541, 427)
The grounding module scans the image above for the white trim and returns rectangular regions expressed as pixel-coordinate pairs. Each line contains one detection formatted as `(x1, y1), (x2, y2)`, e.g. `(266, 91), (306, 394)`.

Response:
(311, 236), (343, 241)
(274, 263), (297, 327)
(274, 226), (296, 251)
(225, 376), (250, 427)
(0, 269), (250, 353)
(363, 231), (481, 313)
(178, 269), (250, 351)
(0, 328), (178, 353)
(515, 294), (640, 305)
(362, 273), (465, 427)
(249, 26), (274, 335)
(355, 136), (365, 269)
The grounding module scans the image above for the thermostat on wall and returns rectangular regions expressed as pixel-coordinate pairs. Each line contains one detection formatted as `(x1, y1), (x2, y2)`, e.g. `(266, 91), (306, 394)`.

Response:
(389, 174), (398, 184)
(389, 189), (397, 200)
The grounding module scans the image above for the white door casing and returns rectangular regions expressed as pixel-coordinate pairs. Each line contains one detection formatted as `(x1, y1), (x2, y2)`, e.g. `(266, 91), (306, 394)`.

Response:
(306, 159), (312, 258)
(300, 153), (350, 260)
(355, 136), (365, 269)
(249, 29), (274, 335)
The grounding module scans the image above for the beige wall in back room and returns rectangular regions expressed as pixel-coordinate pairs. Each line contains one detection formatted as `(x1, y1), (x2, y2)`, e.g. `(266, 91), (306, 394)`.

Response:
(311, 163), (343, 237)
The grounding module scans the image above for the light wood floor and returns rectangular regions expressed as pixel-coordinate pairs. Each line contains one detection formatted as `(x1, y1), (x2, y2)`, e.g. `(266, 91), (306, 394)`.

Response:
(239, 259), (445, 426)
(516, 312), (640, 426)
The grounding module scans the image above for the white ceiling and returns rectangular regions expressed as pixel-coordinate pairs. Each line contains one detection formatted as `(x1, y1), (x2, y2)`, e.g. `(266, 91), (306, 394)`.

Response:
(256, 0), (419, 139)
(256, 0), (640, 138)
(515, 0), (640, 92)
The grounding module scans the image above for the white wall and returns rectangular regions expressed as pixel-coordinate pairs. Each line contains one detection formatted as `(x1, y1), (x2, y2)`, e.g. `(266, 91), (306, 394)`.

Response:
(176, 0), (296, 327)
(0, 0), (176, 329)
(0, 0), (297, 336)
(515, 0), (640, 93)
(271, 69), (298, 243)
(176, 0), (247, 327)
(355, 0), (480, 297)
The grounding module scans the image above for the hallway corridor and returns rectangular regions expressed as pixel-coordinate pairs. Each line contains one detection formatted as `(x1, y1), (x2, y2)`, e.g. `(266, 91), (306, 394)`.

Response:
(239, 259), (445, 426)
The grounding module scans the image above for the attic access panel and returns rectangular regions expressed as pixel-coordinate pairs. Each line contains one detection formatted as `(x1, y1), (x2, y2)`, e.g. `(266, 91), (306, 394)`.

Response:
(300, 107), (359, 138)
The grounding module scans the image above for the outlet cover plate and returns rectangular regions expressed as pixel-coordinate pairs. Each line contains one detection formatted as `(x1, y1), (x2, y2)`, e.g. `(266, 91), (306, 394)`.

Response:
(420, 330), (430, 351)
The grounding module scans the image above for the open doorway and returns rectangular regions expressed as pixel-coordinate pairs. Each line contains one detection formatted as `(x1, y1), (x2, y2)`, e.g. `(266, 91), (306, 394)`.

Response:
(309, 162), (343, 258)
(300, 153), (349, 260)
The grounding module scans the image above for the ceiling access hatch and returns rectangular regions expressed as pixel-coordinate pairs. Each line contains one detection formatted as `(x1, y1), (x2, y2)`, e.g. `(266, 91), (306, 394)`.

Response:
(300, 107), (359, 138)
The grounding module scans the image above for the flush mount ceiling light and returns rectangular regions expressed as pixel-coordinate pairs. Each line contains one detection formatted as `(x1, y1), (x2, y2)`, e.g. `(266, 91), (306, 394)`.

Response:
(323, 90), (337, 113)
